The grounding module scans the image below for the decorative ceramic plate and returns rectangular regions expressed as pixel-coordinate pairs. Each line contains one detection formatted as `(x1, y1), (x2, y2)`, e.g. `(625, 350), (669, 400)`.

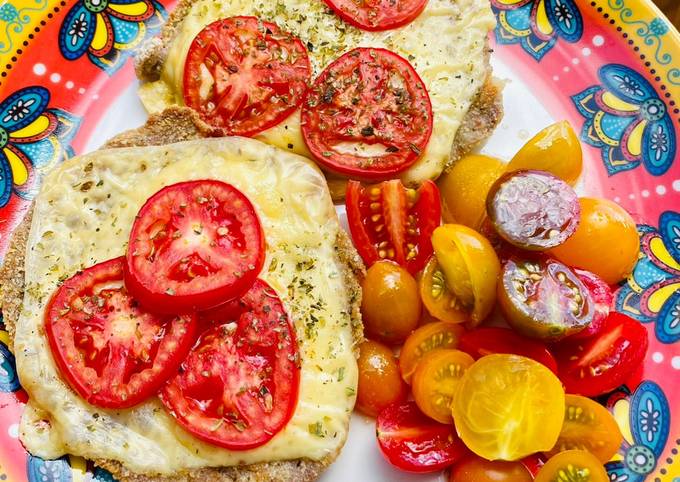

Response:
(0, 0), (679, 480)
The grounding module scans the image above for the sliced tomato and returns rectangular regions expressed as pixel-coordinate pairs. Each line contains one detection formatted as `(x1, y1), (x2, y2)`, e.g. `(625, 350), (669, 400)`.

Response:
(183, 16), (311, 136)
(302, 48), (433, 179)
(554, 312), (648, 397)
(323, 0), (429, 31)
(459, 327), (558, 373)
(126, 180), (265, 313)
(44, 257), (197, 409)
(376, 401), (469, 473)
(346, 179), (440, 274)
(160, 279), (299, 450)
(567, 268), (613, 340)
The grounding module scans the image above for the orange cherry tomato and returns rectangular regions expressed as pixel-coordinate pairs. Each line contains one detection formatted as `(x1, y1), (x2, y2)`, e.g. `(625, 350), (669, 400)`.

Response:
(412, 349), (474, 424)
(449, 456), (533, 482)
(535, 450), (609, 482)
(508, 121), (583, 185)
(546, 394), (623, 462)
(361, 261), (421, 344)
(399, 321), (464, 384)
(356, 340), (407, 417)
(419, 256), (468, 324)
(550, 198), (639, 284)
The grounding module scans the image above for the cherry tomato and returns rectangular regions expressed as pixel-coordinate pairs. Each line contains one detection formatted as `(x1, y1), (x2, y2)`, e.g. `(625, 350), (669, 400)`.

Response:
(399, 321), (464, 384)
(550, 197), (640, 284)
(449, 456), (533, 482)
(361, 261), (421, 344)
(458, 327), (558, 373)
(438, 154), (506, 230)
(126, 180), (265, 313)
(183, 17), (311, 136)
(323, 0), (429, 31)
(356, 340), (407, 417)
(412, 349), (474, 424)
(160, 279), (299, 450)
(535, 450), (608, 482)
(302, 48), (433, 179)
(45, 257), (197, 409)
(554, 312), (648, 397)
(431, 224), (500, 326)
(507, 121), (583, 185)
(346, 179), (440, 274)
(452, 354), (565, 461)
(418, 256), (468, 324)
(546, 394), (623, 462)
(498, 257), (594, 341)
(377, 401), (469, 473)
(486, 170), (580, 250)
(567, 269), (613, 340)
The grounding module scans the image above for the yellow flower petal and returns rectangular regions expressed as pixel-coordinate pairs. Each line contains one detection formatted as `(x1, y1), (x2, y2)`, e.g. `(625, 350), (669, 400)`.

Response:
(612, 398), (634, 447)
(646, 282), (680, 314)
(107, 1), (150, 17)
(92, 13), (109, 52)
(4, 147), (28, 185)
(10, 114), (50, 140)
(625, 120), (647, 157)
(535, 0), (554, 37)
(601, 91), (641, 113)
(649, 236), (680, 272)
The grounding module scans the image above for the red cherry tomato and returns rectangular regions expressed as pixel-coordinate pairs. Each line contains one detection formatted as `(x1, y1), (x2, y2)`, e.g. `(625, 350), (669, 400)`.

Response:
(567, 268), (613, 340)
(302, 48), (433, 180)
(554, 312), (648, 396)
(346, 179), (440, 274)
(323, 0), (429, 31)
(183, 16), (311, 136)
(160, 279), (299, 450)
(376, 401), (469, 473)
(126, 180), (265, 313)
(45, 257), (197, 409)
(459, 327), (558, 373)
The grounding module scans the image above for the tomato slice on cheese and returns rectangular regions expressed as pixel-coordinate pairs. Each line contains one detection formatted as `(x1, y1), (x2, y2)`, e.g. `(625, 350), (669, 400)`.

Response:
(183, 16), (312, 136)
(125, 180), (265, 313)
(45, 257), (197, 409)
(301, 48), (433, 179)
(323, 0), (429, 31)
(160, 279), (300, 450)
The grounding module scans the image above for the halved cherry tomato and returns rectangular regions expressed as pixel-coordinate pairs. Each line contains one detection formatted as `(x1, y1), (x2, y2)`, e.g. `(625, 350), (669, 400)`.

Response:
(183, 16), (311, 136)
(567, 269), (613, 340)
(399, 321), (464, 384)
(356, 339), (408, 417)
(498, 257), (594, 340)
(377, 401), (469, 473)
(302, 48), (433, 179)
(486, 170), (580, 250)
(126, 180), (265, 313)
(458, 327), (558, 373)
(412, 349), (473, 424)
(452, 354), (565, 461)
(449, 456), (533, 482)
(323, 0), (429, 31)
(346, 179), (440, 274)
(550, 197), (640, 284)
(554, 312), (648, 397)
(507, 121), (583, 185)
(160, 279), (299, 450)
(535, 450), (608, 482)
(418, 256), (468, 323)
(362, 261), (421, 344)
(431, 224), (500, 326)
(45, 257), (197, 409)
(546, 394), (623, 462)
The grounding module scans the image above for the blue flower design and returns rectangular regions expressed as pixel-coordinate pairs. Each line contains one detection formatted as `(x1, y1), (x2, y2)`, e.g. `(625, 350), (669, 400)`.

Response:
(0, 4), (18, 22)
(573, 64), (676, 176)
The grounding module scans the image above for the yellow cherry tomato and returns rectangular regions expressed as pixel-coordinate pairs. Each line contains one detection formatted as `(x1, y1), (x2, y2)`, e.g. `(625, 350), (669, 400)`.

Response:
(508, 121), (583, 185)
(438, 154), (506, 230)
(452, 354), (565, 461)
(412, 349), (474, 424)
(418, 256), (468, 324)
(550, 197), (640, 284)
(449, 456), (533, 482)
(431, 224), (501, 326)
(399, 321), (464, 384)
(356, 340), (407, 417)
(535, 450), (609, 482)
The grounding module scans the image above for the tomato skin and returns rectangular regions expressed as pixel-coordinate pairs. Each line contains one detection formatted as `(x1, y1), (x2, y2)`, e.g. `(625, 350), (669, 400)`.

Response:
(554, 312), (648, 397)
(377, 401), (469, 473)
(399, 321), (464, 384)
(418, 256), (468, 324)
(45, 257), (197, 409)
(356, 340), (407, 417)
(323, 0), (429, 31)
(567, 269), (613, 340)
(449, 456), (533, 482)
(459, 327), (558, 373)
(535, 450), (609, 482)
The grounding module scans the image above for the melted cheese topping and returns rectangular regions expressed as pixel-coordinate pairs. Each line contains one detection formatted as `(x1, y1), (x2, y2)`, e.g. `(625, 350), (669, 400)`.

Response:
(15, 137), (359, 474)
(139, 0), (495, 184)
